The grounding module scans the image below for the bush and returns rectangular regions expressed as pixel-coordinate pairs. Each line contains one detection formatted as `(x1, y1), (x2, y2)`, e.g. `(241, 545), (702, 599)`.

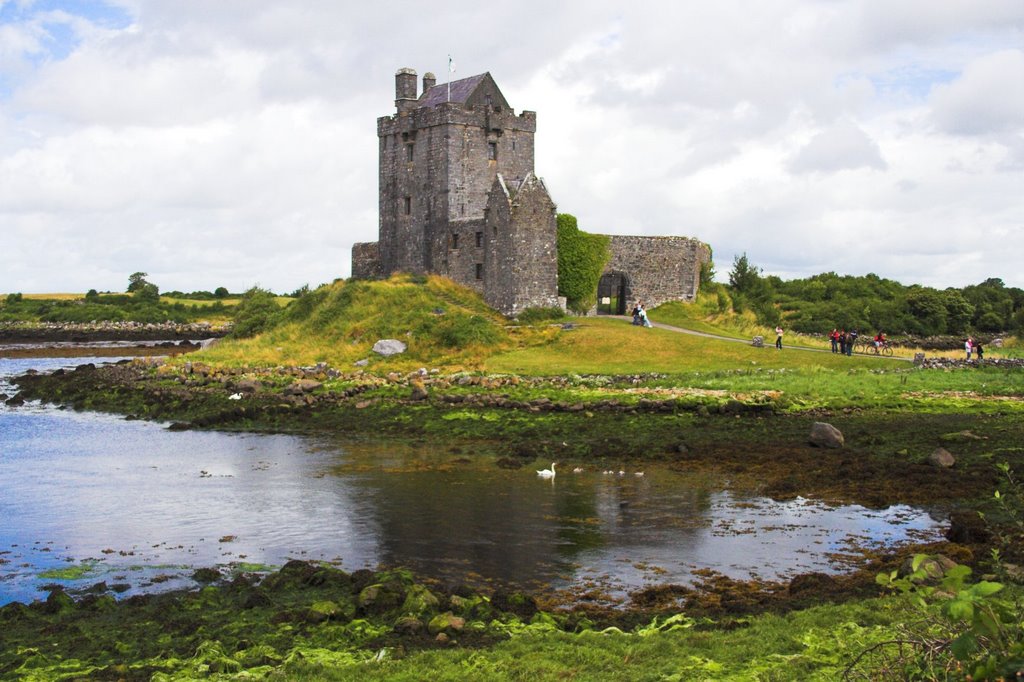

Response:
(434, 314), (504, 348)
(556, 214), (610, 314)
(231, 287), (281, 338)
(516, 307), (565, 324)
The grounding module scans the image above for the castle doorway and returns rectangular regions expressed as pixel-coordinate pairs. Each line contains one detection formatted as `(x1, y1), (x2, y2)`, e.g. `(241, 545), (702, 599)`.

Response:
(596, 272), (629, 315)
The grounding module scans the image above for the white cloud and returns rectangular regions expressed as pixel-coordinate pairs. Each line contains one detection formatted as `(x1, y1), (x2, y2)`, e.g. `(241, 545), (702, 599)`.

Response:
(930, 49), (1024, 136)
(1, 0), (1023, 295)
(788, 119), (887, 174)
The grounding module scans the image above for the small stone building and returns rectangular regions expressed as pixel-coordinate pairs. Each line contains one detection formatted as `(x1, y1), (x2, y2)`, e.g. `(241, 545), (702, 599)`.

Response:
(352, 67), (709, 316)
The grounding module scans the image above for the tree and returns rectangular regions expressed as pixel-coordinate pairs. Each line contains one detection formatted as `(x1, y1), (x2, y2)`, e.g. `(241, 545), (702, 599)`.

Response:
(728, 253), (761, 294)
(942, 289), (974, 335)
(127, 272), (151, 293)
(134, 283), (160, 303)
(905, 288), (948, 336)
(214, 287), (229, 298)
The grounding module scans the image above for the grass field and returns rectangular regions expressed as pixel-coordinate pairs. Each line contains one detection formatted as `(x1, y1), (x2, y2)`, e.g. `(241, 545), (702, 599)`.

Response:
(484, 317), (896, 374)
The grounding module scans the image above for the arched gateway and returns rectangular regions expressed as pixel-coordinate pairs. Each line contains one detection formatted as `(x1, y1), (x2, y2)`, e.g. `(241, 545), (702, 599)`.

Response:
(596, 272), (631, 315)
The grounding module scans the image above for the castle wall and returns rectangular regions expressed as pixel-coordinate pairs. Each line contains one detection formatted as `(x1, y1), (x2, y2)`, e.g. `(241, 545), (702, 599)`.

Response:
(601, 236), (710, 310)
(351, 242), (382, 279)
(485, 176), (560, 315)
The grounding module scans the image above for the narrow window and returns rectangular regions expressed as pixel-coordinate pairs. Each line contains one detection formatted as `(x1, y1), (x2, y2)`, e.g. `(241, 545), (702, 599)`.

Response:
(406, 144), (414, 162)
(512, 139), (516, 151)
(475, 263), (483, 280)
(403, 197), (411, 215)
(487, 142), (497, 161)
(451, 233), (459, 249)
(475, 231), (483, 248)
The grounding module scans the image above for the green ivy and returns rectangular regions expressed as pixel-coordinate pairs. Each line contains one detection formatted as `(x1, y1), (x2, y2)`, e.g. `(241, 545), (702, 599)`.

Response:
(556, 214), (610, 314)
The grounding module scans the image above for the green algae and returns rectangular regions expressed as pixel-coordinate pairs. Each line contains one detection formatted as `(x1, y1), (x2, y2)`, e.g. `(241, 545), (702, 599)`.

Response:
(37, 560), (100, 581)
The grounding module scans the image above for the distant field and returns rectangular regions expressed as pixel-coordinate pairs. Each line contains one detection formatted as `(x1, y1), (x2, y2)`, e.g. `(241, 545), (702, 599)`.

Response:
(6, 293), (293, 308)
(17, 293), (84, 301)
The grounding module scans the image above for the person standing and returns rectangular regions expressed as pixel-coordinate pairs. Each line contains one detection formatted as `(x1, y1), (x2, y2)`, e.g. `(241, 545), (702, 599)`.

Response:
(848, 329), (858, 356)
(830, 328), (839, 353)
(775, 326), (783, 349)
(965, 337), (973, 360)
(976, 340), (984, 361)
(838, 329), (847, 355)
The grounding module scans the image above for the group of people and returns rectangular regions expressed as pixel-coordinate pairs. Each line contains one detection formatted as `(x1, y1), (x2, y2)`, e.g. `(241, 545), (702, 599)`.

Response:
(828, 328), (860, 355)
(631, 302), (652, 328)
(965, 337), (984, 360)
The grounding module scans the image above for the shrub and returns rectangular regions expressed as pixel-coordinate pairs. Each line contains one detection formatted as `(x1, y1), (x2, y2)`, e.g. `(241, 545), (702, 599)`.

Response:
(231, 287), (281, 338)
(434, 314), (504, 348)
(556, 214), (610, 314)
(516, 307), (565, 324)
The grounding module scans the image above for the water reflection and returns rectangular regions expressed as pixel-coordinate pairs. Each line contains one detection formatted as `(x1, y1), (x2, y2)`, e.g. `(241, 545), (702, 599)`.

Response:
(0, 357), (944, 605)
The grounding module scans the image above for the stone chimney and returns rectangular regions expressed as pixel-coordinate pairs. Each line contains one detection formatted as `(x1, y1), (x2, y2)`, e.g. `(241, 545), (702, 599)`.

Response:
(422, 71), (436, 93)
(395, 67), (418, 112)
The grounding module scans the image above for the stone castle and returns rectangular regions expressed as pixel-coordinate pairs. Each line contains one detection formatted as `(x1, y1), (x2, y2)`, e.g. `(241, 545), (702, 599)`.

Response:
(352, 67), (710, 316)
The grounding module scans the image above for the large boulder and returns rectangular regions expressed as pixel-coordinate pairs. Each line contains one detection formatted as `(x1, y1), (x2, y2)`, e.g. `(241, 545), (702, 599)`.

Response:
(410, 379), (429, 401)
(427, 611), (466, 635)
(233, 379), (262, 393)
(373, 339), (407, 357)
(927, 447), (956, 468)
(946, 510), (990, 544)
(809, 422), (844, 448)
(751, 336), (764, 348)
(283, 379), (321, 395)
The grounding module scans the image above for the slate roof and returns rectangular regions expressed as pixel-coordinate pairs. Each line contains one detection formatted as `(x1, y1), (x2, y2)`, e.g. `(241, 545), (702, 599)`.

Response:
(418, 73), (488, 108)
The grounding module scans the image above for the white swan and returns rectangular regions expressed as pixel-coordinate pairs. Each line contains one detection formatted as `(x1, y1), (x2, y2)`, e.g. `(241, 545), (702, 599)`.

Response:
(537, 462), (556, 478)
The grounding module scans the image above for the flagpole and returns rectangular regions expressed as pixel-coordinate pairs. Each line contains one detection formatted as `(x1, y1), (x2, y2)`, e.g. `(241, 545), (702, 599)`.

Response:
(447, 54), (454, 103)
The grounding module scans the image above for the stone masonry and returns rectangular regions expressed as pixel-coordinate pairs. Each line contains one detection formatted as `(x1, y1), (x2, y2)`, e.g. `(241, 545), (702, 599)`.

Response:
(599, 236), (711, 311)
(352, 67), (708, 316)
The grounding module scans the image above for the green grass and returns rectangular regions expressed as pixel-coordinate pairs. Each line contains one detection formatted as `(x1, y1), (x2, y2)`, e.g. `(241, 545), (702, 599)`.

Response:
(484, 317), (896, 375)
(197, 275), (547, 369)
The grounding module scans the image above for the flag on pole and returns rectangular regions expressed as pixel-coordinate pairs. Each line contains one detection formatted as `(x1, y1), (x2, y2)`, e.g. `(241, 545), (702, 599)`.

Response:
(447, 55), (455, 102)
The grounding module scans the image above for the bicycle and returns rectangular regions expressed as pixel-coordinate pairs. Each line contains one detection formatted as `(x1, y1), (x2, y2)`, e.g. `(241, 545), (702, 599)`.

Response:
(866, 340), (894, 356)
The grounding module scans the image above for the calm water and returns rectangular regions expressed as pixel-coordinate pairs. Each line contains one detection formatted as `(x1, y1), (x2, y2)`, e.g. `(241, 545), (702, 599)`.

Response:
(0, 356), (944, 605)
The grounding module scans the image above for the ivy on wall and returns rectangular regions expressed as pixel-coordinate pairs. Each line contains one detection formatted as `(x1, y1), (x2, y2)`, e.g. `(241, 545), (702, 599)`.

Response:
(556, 214), (611, 314)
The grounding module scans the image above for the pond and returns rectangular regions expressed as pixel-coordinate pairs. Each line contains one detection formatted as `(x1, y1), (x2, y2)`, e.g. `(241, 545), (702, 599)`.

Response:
(0, 356), (945, 606)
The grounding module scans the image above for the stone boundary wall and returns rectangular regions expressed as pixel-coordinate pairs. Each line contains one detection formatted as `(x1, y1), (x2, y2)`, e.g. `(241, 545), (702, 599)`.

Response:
(601, 235), (710, 310)
(351, 242), (381, 279)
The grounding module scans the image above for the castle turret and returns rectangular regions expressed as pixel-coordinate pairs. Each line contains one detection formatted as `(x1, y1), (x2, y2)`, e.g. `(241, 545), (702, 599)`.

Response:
(395, 67), (418, 112)
(422, 72), (436, 94)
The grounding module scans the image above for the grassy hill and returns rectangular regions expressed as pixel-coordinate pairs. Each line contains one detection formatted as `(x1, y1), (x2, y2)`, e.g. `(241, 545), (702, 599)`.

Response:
(198, 275), (904, 374)
(201, 275), (540, 369)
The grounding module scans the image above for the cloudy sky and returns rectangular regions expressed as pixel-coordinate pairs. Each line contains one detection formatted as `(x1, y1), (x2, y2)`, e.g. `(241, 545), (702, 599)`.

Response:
(2, 0), (1022, 295)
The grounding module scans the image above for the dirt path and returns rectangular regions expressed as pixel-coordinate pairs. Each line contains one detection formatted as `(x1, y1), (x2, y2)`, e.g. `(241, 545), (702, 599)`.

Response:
(608, 315), (910, 360)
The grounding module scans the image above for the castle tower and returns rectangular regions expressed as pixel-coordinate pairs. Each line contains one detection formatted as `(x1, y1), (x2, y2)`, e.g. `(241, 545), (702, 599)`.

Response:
(374, 67), (539, 285)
